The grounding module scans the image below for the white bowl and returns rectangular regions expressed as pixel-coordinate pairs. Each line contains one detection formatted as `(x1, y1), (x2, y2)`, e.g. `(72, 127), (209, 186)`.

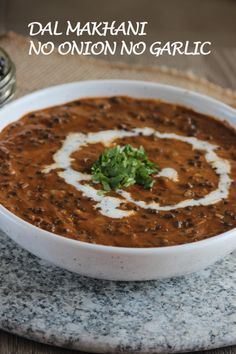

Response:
(0, 80), (236, 281)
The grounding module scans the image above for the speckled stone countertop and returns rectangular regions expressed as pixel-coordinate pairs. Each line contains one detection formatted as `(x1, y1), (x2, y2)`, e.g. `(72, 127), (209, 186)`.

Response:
(0, 229), (235, 353)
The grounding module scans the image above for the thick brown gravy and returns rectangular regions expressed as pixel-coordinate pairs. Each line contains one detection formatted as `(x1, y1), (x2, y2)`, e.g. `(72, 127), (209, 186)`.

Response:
(0, 96), (236, 247)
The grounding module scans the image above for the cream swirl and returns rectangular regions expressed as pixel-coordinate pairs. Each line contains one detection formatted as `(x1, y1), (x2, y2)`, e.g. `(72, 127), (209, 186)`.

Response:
(43, 128), (232, 218)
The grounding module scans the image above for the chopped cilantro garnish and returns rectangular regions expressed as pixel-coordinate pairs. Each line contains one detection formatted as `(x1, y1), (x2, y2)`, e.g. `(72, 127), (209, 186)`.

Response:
(91, 144), (159, 192)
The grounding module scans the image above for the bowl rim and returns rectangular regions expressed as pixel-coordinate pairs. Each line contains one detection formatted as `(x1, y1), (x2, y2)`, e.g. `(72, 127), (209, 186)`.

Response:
(0, 78), (236, 255)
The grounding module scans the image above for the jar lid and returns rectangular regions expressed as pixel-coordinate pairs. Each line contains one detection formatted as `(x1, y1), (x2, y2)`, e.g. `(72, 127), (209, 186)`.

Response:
(0, 47), (16, 107)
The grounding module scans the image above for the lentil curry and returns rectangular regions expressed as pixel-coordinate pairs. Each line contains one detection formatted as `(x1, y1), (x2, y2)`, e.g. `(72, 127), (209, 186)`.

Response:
(0, 96), (236, 247)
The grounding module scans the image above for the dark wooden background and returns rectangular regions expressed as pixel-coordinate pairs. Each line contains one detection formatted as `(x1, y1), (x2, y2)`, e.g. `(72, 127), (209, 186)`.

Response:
(0, 0), (236, 353)
(1, 0), (236, 46)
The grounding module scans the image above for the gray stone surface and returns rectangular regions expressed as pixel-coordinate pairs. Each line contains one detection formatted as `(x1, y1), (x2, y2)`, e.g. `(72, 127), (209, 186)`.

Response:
(0, 229), (235, 353)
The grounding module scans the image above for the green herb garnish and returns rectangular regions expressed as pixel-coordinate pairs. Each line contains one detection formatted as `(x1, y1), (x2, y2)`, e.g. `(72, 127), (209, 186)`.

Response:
(91, 144), (159, 193)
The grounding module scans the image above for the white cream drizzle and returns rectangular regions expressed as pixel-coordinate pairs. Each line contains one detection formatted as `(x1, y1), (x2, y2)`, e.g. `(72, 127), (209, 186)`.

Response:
(43, 128), (232, 218)
(158, 168), (179, 182)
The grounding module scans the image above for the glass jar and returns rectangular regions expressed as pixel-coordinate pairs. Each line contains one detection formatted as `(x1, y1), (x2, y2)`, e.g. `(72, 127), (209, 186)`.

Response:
(0, 47), (16, 108)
